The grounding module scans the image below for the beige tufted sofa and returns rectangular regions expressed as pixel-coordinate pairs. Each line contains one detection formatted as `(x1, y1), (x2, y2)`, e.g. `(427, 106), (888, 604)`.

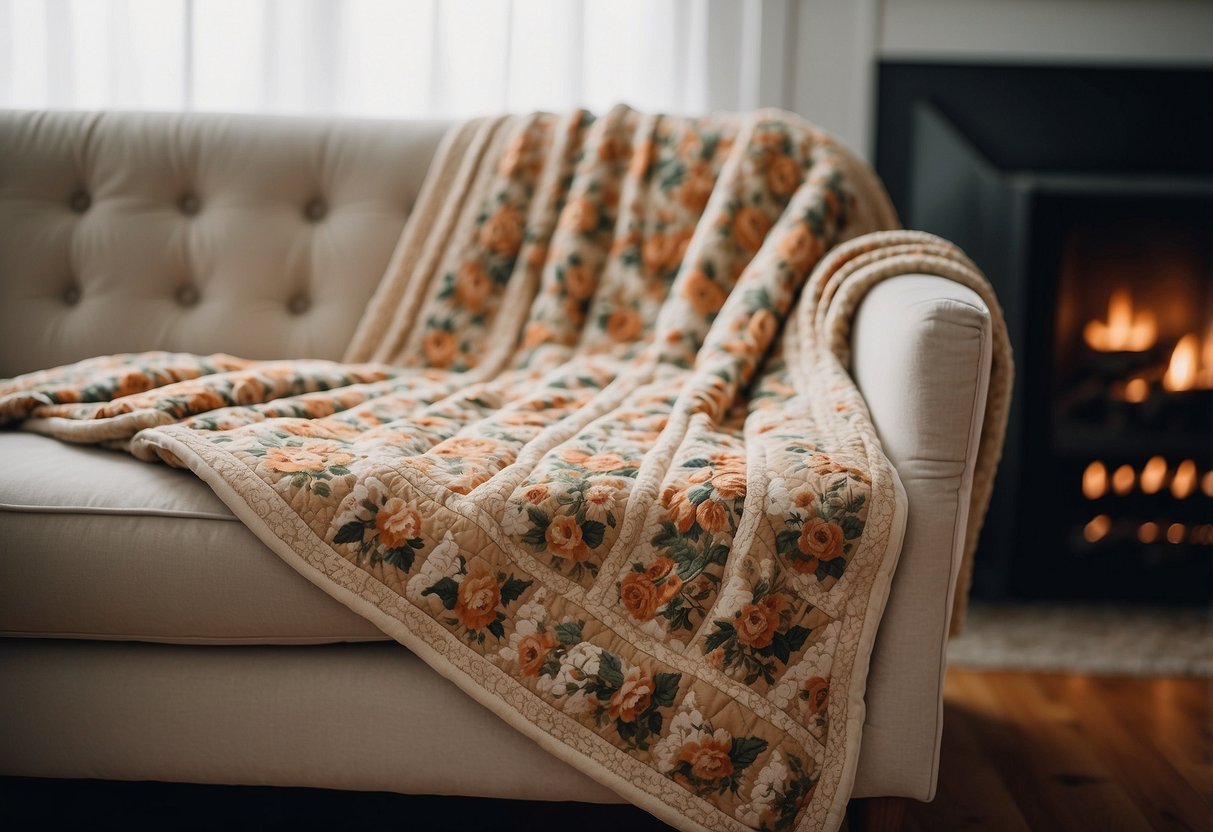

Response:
(0, 110), (993, 816)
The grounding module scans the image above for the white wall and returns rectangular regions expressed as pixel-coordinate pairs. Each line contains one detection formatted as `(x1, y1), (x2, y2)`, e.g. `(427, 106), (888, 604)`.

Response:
(790, 0), (1213, 160)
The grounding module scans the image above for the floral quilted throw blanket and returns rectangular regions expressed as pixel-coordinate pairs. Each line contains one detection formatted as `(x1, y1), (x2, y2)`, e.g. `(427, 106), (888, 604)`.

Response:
(0, 107), (1010, 832)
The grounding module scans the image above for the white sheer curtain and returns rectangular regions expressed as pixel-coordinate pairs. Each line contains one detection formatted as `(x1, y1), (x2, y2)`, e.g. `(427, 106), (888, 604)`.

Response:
(0, 0), (793, 117)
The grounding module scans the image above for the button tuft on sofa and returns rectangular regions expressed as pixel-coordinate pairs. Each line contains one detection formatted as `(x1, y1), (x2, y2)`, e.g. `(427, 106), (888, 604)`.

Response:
(178, 193), (201, 215)
(62, 285), (80, 305)
(303, 198), (327, 221)
(287, 294), (311, 315)
(175, 285), (200, 306)
(69, 191), (91, 213)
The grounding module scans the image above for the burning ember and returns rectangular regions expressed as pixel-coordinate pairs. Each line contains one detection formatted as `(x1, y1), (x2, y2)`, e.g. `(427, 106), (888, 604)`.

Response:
(1083, 289), (1157, 352)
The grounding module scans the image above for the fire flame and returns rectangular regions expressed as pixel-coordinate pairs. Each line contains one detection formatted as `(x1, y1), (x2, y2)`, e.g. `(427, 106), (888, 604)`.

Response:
(1164, 334), (1199, 391)
(1083, 289), (1157, 352)
(1162, 327), (1213, 392)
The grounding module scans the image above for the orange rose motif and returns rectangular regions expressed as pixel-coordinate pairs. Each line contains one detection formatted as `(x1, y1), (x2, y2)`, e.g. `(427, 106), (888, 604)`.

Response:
(683, 269), (727, 315)
(696, 499), (729, 533)
(455, 262), (492, 311)
(605, 308), (643, 342)
(761, 592), (789, 618)
(545, 515), (591, 561)
(711, 469), (747, 500)
(480, 207), (524, 256)
(598, 134), (631, 163)
(455, 564), (501, 630)
(423, 329), (458, 367)
(732, 206), (773, 252)
(521, 484), (550, 505)
(608, 666), (655, 723)
(657, 573), (683, 604)
(664, 489), (698, 533)
(678, 736), (734, 781)
(620, 571), (661, 621)
(777, 222), (823, 272)
(560, 197), (598, 234)
(642, 231), (691, 276)
(375, 498), (422, 549)
(522, 322), (552, 348)
(735, 601), (780, 649)
(564, 264), (596, 300)
(766, 153), (801, 196)
(798, 517), (845, 560)
(517, 632), (557, 676)
(803, 676), (830, 716)
(113, 371), (153, 398)
(263, 444), (353, 474)
(678, 161), (715, 212)
(644, 558), (676, 582)
(583, 453), (627, 472)
(746, 308), (778, 346)
(432, 436), (499, 459)
(231, 376), (268, 406)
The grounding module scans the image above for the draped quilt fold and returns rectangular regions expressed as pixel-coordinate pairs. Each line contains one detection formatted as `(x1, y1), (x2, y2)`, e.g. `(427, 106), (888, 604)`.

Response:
(0, 107), (1010, 832)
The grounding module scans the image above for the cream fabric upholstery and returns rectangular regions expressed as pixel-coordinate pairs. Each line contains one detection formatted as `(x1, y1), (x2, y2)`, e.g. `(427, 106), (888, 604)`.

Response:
(0, 432), (384, 644)
(0, 110), (446, 377)
(0, 638), (624, 803)
(0, 111), (992, 804)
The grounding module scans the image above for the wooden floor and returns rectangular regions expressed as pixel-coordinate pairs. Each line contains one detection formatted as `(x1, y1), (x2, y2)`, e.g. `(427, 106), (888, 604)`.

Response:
(903, 669), (1212, 832)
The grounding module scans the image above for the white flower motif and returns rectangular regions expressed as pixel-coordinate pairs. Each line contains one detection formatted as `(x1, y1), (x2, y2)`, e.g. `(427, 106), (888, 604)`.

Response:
(500, 501), (530, 536)
(769, 620), (838, 711)
(405, 530), (462, 604)
(497, 616), (542, 663)
(329, 476), (390, 531)
(735, 750), (788, 828)
(582, 483), (616, 523)
(651, 691), (732, 774)
(766, 476), (792, 516)
(550, 642), (604, 715)
(514, 587), (549, 624)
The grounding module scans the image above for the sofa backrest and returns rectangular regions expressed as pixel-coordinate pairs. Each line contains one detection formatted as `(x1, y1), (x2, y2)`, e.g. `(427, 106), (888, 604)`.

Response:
(0, 110), (449, 377)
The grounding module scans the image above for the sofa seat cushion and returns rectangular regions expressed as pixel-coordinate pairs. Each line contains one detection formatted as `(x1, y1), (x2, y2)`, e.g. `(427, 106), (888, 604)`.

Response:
(0, 432), (387, 644)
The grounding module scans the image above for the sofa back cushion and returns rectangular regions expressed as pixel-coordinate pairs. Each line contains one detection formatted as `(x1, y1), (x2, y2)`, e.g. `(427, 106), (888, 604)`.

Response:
(0, 111), (448, 377)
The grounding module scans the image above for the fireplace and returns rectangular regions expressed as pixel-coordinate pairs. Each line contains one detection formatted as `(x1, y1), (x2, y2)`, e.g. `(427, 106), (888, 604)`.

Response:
(876, 64), (1213, 602)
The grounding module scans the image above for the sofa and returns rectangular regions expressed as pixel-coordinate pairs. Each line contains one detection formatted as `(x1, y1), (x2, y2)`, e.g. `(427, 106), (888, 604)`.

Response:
(0, 110), (993, 826)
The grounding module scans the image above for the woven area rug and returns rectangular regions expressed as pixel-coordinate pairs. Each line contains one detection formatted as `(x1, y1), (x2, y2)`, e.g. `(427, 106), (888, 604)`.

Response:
(948, 602), (1213, 677)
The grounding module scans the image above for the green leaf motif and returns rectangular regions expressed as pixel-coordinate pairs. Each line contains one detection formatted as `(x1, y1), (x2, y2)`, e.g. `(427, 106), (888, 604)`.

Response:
(703, 621), (735, 653)
(580, 520), (605, 549)
(333, 521), (365, 545)
(554, 620), (583, 645)
(499, 577), (533, 606)
(730, 736), (768, 771)
(598, 650), (625, 687)
(652, 672), (681, 708)
(422, 577), (461, 610)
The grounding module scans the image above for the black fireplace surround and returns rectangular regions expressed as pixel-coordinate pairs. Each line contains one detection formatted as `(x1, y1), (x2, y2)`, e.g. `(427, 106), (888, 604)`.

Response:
(875, 64), (1213, 604)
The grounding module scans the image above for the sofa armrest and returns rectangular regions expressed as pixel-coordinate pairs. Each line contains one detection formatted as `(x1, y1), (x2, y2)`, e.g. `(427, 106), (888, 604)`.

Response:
(848, 274), (993, 800)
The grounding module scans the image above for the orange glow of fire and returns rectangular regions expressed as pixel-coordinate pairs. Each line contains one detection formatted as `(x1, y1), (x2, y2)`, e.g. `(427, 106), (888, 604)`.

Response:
(1083, 290), (1157, 352)
(1140, 456), (1168, 495)
(1162, 328), (1213, 392)
(1164, 334), (1199, 391)
(1171, 459), (1197, 499)
(1082, 461), (1107, 500)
